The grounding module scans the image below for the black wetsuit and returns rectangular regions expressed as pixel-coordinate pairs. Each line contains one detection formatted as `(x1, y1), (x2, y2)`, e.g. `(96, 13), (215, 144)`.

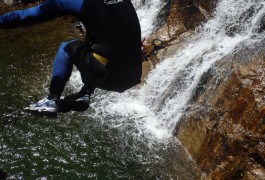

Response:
(0, 0), (142, 96)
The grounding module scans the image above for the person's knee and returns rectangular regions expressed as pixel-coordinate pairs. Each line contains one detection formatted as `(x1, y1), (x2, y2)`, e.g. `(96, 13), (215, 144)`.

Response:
(64, 40), (84, 54)
(64, 40), (88, 66)
(59, 41), (70, 50)
(53, 41), (75, 67)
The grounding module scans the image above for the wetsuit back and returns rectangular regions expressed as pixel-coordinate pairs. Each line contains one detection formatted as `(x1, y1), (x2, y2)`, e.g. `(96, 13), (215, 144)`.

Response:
(79, 0), (143, 91)
(80, 0), (142, 67)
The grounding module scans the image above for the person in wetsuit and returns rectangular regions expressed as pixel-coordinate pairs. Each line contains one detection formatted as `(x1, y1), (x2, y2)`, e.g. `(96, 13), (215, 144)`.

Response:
(0, 0), (142, 115)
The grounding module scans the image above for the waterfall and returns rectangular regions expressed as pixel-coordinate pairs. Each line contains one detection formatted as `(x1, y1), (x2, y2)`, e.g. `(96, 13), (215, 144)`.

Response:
(138, 0), (265, 137)
(70, 0), (265, 145)
(2, 0), (265, 178)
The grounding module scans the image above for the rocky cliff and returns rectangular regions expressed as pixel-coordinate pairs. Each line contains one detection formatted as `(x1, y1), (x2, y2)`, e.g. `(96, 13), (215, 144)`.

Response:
(146, 0), (265, 179)
(175, 44), (265, 179)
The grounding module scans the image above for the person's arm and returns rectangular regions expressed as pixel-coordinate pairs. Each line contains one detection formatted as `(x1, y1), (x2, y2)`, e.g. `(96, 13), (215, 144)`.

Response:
(0, 0), (83, 28)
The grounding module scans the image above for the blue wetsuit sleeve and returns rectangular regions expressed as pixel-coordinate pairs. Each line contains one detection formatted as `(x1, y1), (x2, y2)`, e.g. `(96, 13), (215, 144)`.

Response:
(0, 0), (84, 28)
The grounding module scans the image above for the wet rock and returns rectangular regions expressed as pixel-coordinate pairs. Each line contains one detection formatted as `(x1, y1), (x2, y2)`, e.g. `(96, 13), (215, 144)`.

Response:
(142, 0), (217, 80)
(175, 39), (265, 179)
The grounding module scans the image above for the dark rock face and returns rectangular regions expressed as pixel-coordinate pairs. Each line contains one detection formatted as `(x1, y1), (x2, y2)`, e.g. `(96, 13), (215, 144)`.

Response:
(173, 0), (216, 29)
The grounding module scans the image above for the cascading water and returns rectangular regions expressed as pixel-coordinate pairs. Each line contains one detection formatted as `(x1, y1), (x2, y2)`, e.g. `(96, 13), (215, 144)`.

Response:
(136, 0), (265, 136)
(79, 0), (265, 141)
(1, 0), (265, 179)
